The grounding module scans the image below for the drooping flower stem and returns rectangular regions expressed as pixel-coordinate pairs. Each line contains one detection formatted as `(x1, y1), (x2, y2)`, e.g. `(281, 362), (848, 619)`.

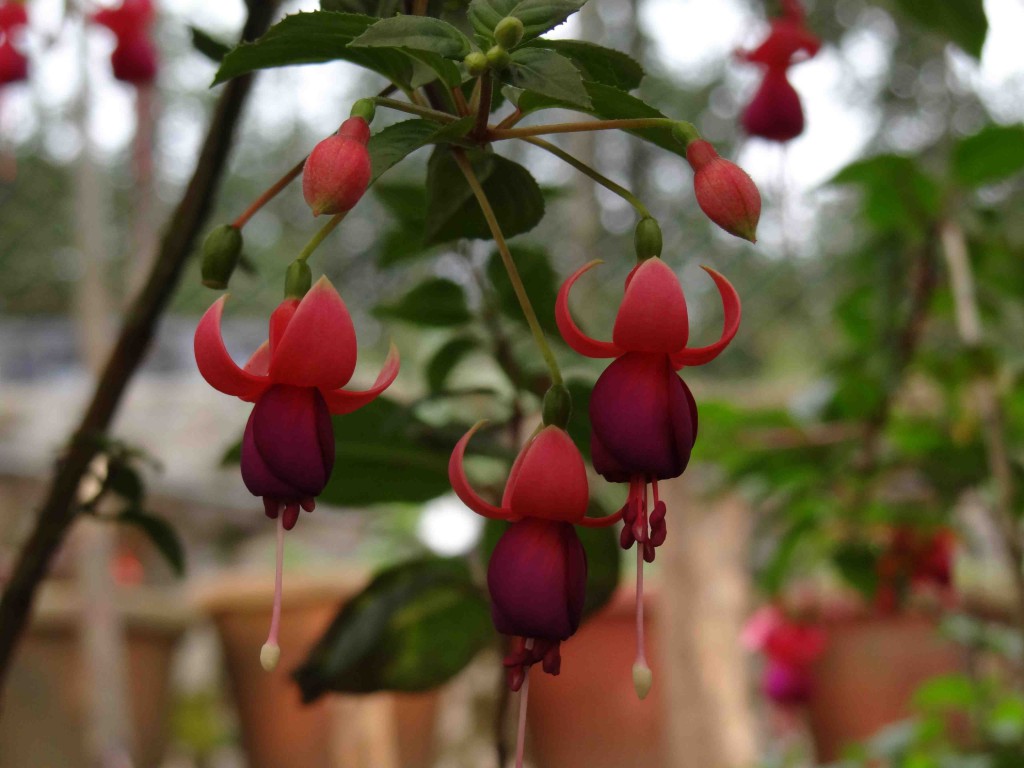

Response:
(523, 136), (652, 218)
(373, 95), (458, 124)
(515, 638), (534, 768)
(233, 157), (306, 230)
(261, 512), (286, 672)
(474, 73), (494, 141)
(490, 117), (678, 142)
(451, 148), (564, 386)
(296, 212), (347, 263)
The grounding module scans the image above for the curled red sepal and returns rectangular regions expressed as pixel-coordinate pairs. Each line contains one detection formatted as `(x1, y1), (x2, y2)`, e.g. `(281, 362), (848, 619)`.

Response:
(449, 422), (516, 521)
(670, 266), (741, 369)
(321, 341), (400, 415)
(555, 260), (622, 360)
(194, 296), (269, 402)
(577, 507), (625, 528)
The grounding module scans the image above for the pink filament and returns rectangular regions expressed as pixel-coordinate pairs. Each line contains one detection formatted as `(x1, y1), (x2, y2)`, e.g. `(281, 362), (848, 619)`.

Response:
(515, 638), (534, 768)
(266, 511), (285, 650)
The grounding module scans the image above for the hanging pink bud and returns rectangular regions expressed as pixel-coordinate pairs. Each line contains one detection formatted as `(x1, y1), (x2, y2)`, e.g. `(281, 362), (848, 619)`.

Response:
(0, 1), (28, 32)
(93, 0), (154, 39)
(0, 40), (27, 85)
(686, 140), (761, 243)
(109, 34), (158, 84)
(741, 67), (805, 143)
(302, 117), (372, 216)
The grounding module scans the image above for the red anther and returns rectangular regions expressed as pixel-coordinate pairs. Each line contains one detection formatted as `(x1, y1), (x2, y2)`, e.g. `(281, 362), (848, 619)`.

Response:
(282, 504), (300, 530)
(263, 498), (279, 519)
(508, 667), (525, 692)
(620, 524), (636, 550)
(643, 542), (656, 563)
(300, 497), (316, 512)
(542, 644), (562, 676)
(650, 501), (667, 525)
(650, 523), (667, 549)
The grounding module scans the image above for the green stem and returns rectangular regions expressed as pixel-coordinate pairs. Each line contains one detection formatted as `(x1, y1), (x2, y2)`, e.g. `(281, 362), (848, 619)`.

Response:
(524, 136), (650, 218)
(451, 148), (563, 386)
(297, 212), (346, 263)
(373, 96), (457, 124)
(474, 74), (493, 141)
(490, 117), (676, 141)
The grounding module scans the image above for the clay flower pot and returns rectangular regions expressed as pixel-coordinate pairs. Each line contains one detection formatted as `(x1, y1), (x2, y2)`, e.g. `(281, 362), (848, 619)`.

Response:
(197, 571), (440, 768)
(527, 589), (668, 768)
(0, 583), (191, 768)
(806, 612), (965, 762)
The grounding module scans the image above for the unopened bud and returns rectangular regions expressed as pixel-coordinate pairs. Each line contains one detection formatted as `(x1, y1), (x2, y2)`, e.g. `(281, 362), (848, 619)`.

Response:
(542, 383), (572, 428)
(494, 16), (524, 49)
(201, 224), (243, 290)
(634, 217), (663, 260)
(285, 260), (312, 299)
(486, 44), (511, 71)
(302, 117), (372, 216)
(464, 51), (488, 76)
(686, 140), (761, 243)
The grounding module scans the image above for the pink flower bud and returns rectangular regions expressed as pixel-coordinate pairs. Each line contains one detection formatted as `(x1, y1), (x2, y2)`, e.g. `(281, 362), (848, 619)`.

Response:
(741, 67), (805, 143)
(686, 140), (761, 243)
(302, 117), (372, 216)
(110, 34), (158, 85)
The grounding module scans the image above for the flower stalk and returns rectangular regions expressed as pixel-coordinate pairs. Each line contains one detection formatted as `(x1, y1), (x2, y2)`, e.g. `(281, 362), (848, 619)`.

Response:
(233, 157), (306, 229)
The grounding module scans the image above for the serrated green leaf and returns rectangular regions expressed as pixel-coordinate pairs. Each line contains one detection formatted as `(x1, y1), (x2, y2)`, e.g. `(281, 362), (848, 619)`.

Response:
(189, 26), (231, 63)
(213, 12), (414, 87)
(375, 277), (472, 326)
(119, 511), (186, 576)
(517, 82), (680, 155)
(469, 0), (586, 44)
(106, 463), (144, 503)
(405, 49), (464, 88)
(321, 0), (405, 15)
(425, 147), (545, 244)
(888, 0), (987, 58)
(528, 39), (643, 90)
(351, 15), (473, 59)
(426, 336), (481, 391)
(504, 48), (591, 108)
(486, 245), (558, 334)
(368, 116), (474, 183)
(294, 557), (492, 698)
(952, 123), (1024, 187)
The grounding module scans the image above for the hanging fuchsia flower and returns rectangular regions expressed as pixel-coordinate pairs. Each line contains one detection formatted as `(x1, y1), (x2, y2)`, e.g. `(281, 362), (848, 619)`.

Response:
(686, 139), (762, 242)
(743, 604), (826, 706)
(93, 0), (158, 85)
(303, 116), (372, 217)
(0, 0), (28, 86)
(0, 1), (28, 32)
(450, 424), (618, 691)
(738, 0), (820, 142)
(194, 276), (399, 669)
(557, 256), (740, 696)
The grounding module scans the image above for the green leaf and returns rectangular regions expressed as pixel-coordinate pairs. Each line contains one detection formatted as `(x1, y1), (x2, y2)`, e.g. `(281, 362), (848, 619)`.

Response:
(321, 0), (404, 15)
(832, 540), (880, 599)
(830, 154), (940, 235)
(563, 378), (592, 460)
(914, 674), (978, 712)
(469, 0), (586, 44)
(368, 117), (474, 184)
(106, 462), (144, 503)
(426, 335), (481, 391)
(952, 123), (1024, 187)
(294, 557), (492, 698)
(405, 50), (464, 89)
(528, 39), (643, 90)
(213, 12), (414, 87)
(321, 398), (454, 506)
(351, 15), (473, 59)
(375, 277), (472, 326)
(888, 0), (987, 58)
(503, 48), (591, 108)
(486, 245), (558, 334)
(425, 147), (545, 244)
(517, 82), (681, 155)
(374, 183), (434, 266)
(190, 26), (231, 63)
(119, 511), (186, 576)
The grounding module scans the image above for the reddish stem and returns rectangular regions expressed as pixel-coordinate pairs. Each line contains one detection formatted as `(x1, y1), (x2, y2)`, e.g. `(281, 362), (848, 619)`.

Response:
(232, 157), (307, 229)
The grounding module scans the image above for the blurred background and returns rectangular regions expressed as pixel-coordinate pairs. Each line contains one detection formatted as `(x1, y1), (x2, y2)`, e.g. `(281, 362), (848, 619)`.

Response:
(1, 0), (1023, 766)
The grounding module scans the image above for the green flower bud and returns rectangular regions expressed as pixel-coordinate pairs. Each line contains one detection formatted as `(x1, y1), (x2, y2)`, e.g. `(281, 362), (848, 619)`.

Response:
(494, 16), (525, 49)
(350, 98), (376, 123)
(634, 217), (663, 261)
(285, 260), (312, 299)
(486, 44), (511, 71)
(464, 51), (488, 76)
(542, 383), (572, 429)
(201, 224), (243, 290)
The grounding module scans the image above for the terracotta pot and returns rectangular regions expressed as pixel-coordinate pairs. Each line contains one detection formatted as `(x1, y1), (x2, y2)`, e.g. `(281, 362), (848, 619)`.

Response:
(0, 584), (190, 768)
(198, 572), (440, 768)
(527, 590), (668, 768)
(806, 612), (966, 762)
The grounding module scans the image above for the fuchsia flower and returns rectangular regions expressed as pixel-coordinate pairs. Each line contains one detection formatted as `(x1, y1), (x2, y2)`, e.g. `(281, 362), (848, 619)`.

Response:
(450, 424), (619, 691)
(738, 0), (820, 143)
(686, 139), (762, 243)
(743, 604), (826, 707)
(194, 276), (399, 668)
(0, 1), (27, 32)
(557, 256), (740, 695)
(302, 117), (372, 217)
(0, 0), (28, 86)
(93, 0), (158, 85)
